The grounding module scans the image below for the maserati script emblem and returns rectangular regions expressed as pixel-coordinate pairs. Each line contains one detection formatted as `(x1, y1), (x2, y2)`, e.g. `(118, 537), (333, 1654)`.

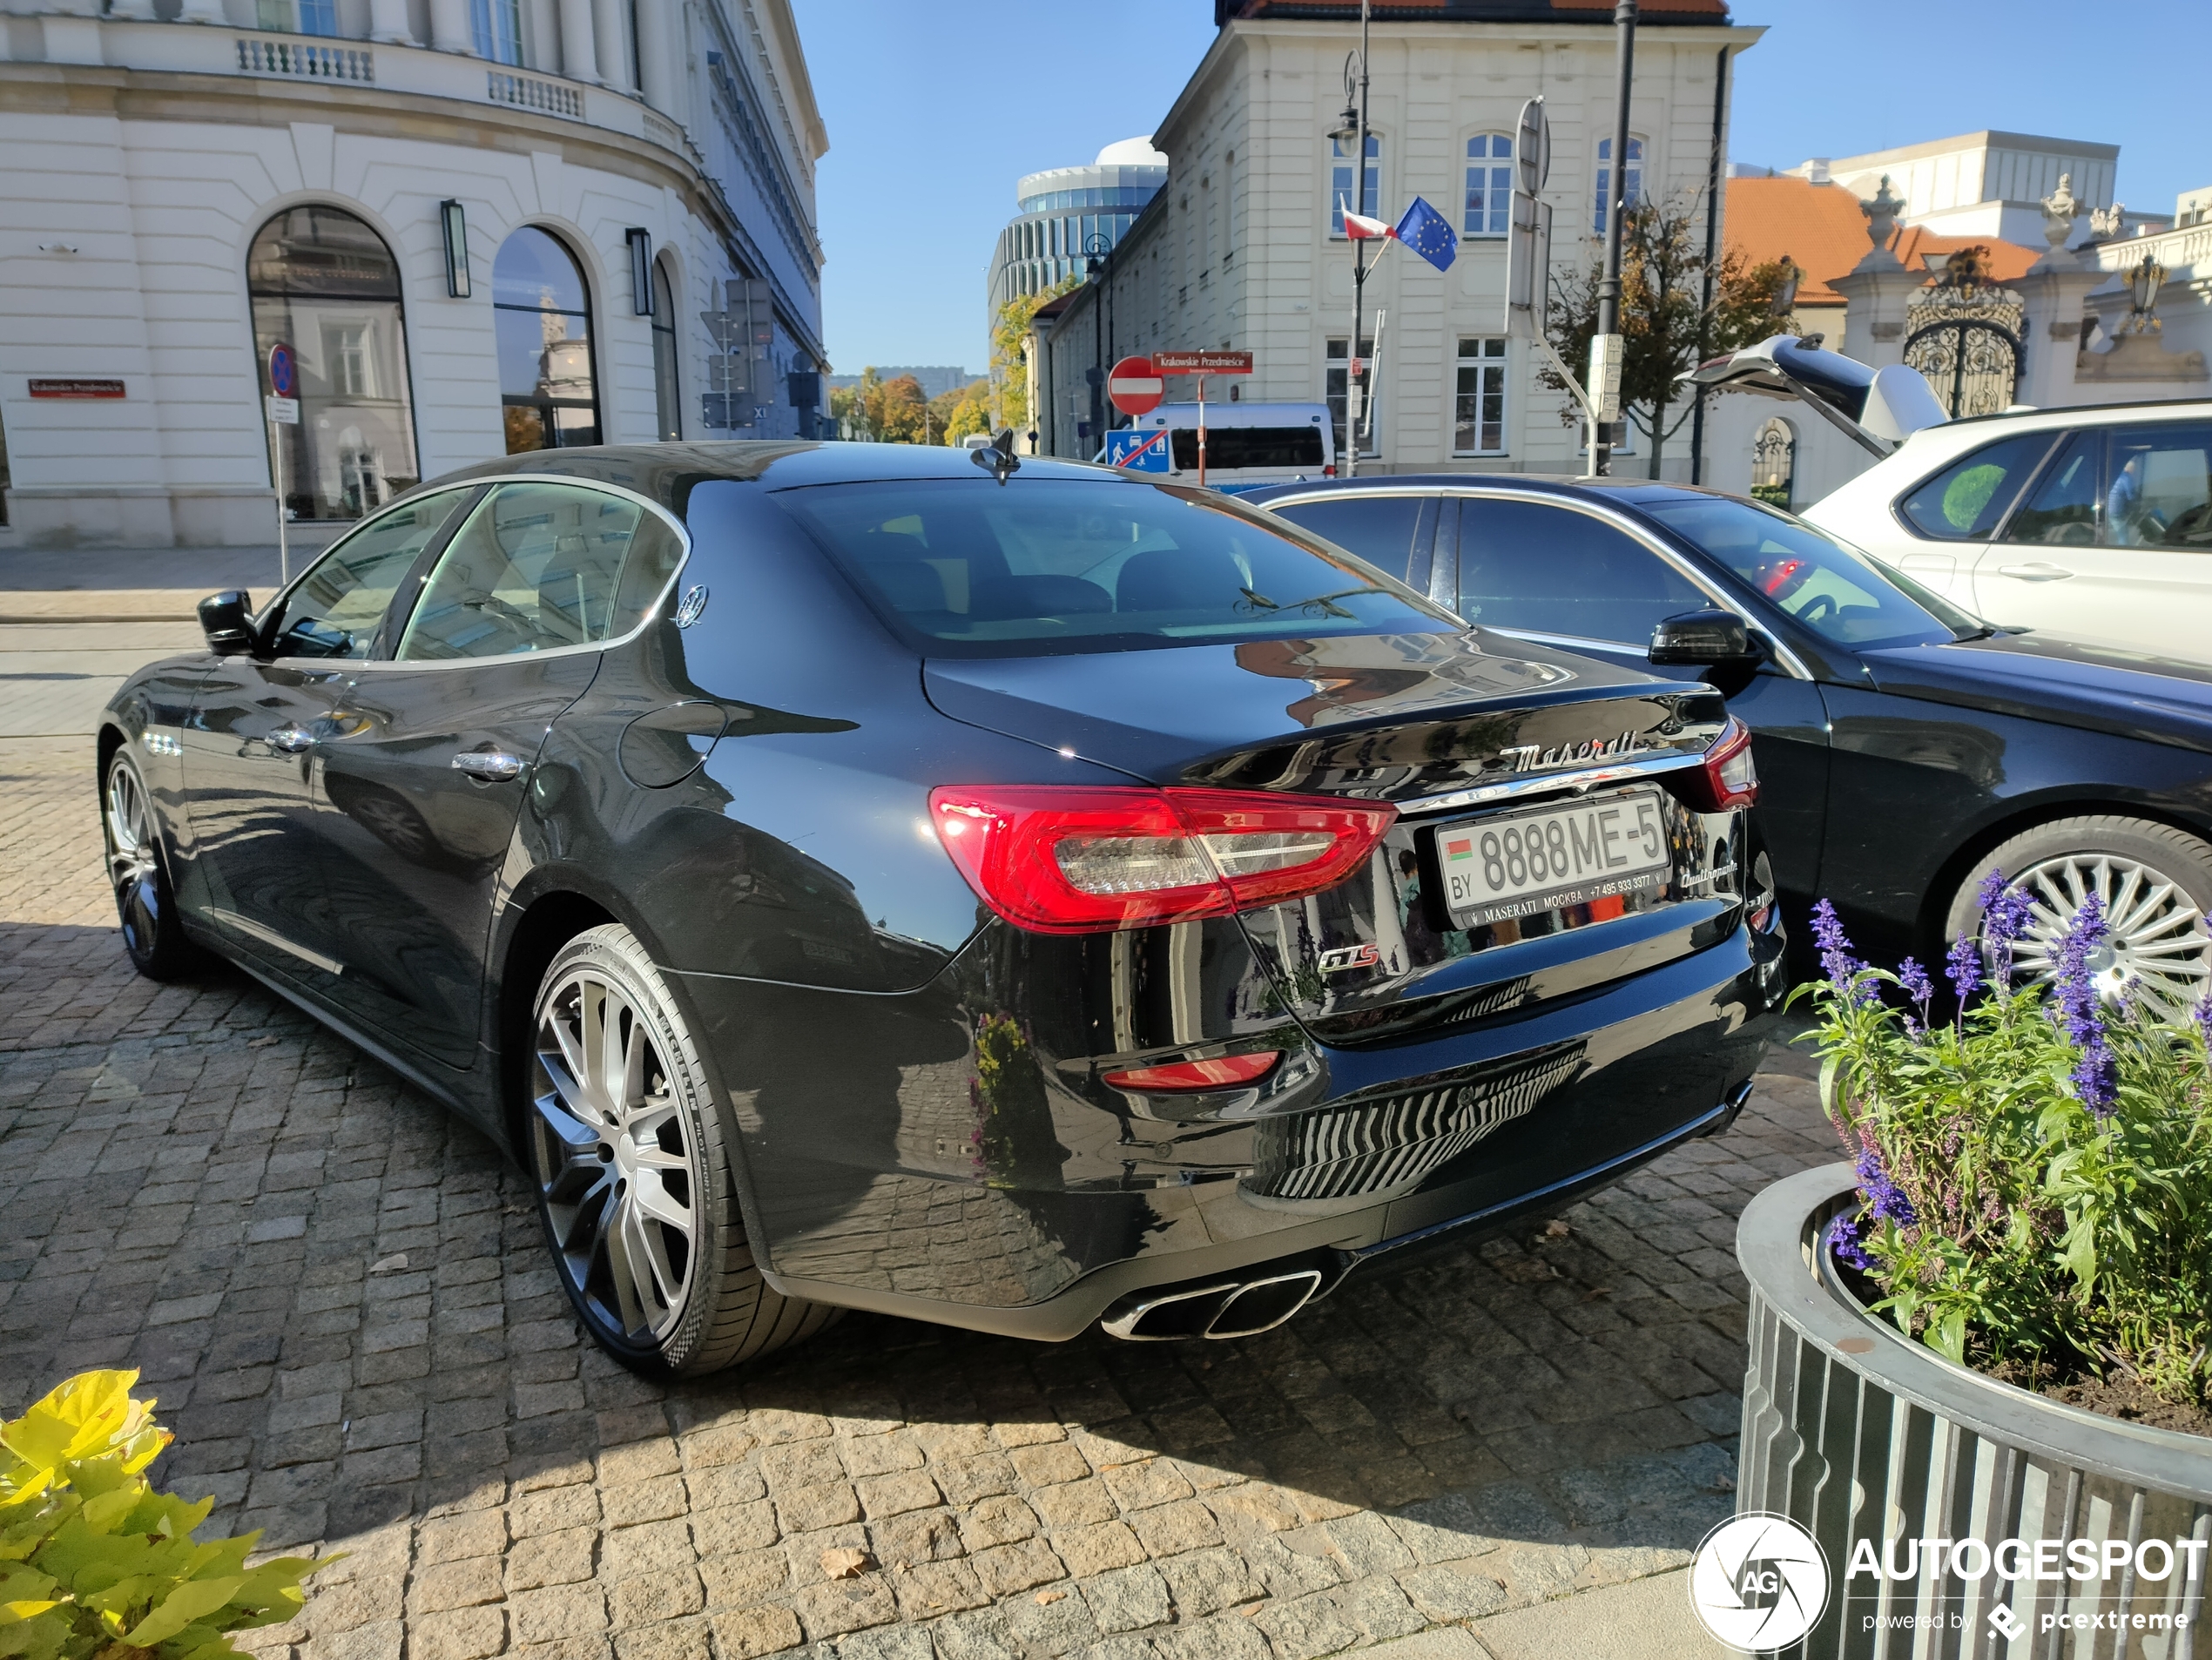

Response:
(1499, 729), (1651, 773)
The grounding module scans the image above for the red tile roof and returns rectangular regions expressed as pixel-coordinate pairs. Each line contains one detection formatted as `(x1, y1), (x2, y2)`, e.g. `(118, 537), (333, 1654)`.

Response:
(1723, 175), (2041, 307)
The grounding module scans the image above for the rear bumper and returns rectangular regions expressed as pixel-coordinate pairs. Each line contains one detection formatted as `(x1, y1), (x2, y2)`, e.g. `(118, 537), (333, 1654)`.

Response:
(671, 924), (1782, 1343)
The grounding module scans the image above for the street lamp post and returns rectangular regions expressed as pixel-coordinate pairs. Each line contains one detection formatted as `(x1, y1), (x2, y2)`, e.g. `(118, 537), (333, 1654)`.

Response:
(1590, 0), (1637, 477)
(1329, 0), (1372, 477)
(1085, 232), (1114, 450)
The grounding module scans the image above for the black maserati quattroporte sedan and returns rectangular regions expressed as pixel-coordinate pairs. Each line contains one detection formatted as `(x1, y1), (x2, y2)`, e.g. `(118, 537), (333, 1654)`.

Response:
(100, 442), (1783, 1375)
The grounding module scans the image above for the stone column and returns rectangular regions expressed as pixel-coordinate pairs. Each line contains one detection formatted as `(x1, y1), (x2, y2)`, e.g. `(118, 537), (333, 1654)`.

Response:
(557, 0), (598, 82)
(368, 0), (418, 45)
(2013, 250), (2106, 408)
(631, 0), (678, 119)
(592, 0), (631, 91)
(1830, 178), (1920, 369)
(428, 0), (474, 54)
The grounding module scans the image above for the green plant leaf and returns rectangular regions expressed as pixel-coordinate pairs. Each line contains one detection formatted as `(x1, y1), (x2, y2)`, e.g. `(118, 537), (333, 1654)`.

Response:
(121, 1576), (242, 1648)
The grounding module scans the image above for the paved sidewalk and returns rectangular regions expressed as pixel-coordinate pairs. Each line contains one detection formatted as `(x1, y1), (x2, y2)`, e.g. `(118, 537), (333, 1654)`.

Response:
(0, 728), (1835, 1660)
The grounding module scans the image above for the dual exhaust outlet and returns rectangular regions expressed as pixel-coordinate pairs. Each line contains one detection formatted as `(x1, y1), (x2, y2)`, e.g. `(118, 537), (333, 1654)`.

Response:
(1100, 1268), (1325, 1342)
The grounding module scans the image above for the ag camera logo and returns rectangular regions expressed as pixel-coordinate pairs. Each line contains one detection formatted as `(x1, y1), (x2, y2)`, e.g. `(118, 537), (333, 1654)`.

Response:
(1689, 1512), (1830, 1652)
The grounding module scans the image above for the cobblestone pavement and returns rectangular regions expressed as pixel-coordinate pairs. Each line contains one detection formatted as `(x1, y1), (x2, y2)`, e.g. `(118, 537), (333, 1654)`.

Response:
(0, 725), (1841, 1660)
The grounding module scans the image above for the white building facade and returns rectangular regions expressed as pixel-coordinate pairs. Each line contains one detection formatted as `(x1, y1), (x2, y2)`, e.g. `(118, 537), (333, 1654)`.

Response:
(0, 0), (827, 552)
(1033, 0), (1760, 475)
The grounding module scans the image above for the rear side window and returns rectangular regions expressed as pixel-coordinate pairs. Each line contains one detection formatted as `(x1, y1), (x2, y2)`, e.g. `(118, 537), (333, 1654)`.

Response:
(1896, 431), (2057, 539)
(775, 477), (1452, 657)
(2105, 424), (2212, 549)
(396, 482), (682, 661)
(2004, 432), (2100, 546)
(1266, 496), (1425, 581)
(1168, 426), (1325, 470)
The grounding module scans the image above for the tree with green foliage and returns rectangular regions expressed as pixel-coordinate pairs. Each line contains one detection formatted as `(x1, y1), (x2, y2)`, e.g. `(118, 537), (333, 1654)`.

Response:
(1543, 193), (1800, 477)
(933, 379), (993, 445)
(989, 276), (1082, 434)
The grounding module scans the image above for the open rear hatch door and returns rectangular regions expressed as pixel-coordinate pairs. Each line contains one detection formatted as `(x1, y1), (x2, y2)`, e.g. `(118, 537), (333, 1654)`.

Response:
(927, 628), (1750, 1046)
(1683, 335), (1948, 458)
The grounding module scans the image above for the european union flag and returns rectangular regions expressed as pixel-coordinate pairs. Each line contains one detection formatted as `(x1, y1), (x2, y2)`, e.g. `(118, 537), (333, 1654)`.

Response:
(1394, 195), (1458, 272)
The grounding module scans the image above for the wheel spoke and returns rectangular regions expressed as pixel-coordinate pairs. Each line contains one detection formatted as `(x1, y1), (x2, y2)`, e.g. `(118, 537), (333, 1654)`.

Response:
(631, 1170), (691, 1230)
(622, 1193), (684, 1313)
(536, 1045), (598, 1129)
(601, 1195), (650, 1334)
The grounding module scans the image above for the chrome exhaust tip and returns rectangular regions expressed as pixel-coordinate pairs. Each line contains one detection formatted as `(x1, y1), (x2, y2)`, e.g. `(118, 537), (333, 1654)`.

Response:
(1101, 1267), (1325, 1341)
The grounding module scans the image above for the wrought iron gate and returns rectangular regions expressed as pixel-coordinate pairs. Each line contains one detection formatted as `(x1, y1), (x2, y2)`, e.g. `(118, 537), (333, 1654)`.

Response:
(1904, 316), (2023, 418)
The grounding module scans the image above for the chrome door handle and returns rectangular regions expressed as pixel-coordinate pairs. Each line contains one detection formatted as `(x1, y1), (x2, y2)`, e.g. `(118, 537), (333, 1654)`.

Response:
(451, 749), (524, 781)
(268, 724), (316, 753)
(1996, 563), (2074, 581)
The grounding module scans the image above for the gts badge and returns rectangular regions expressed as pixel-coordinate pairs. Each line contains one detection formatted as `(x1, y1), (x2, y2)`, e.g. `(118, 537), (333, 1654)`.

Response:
(1318, 943), (1381, 975)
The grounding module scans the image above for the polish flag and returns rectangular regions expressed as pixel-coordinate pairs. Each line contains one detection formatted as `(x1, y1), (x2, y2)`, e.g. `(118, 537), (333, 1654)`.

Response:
(1339, 198), (1394, 240)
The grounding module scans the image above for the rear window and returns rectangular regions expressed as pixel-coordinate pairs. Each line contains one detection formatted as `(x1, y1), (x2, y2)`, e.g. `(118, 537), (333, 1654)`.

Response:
(1168, 426), (1325, 470)
(773, 477), (1456, 658)
(1896, 431), (2058, 539)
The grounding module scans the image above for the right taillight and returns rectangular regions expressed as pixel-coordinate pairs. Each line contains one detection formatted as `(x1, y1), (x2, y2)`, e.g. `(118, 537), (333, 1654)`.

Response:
(1676, 718), (1758, 812)
(929, 785), (1397, 935)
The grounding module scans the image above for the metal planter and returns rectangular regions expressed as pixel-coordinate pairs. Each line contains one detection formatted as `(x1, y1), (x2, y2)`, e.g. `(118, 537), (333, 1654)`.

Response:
(1737, 1164), (2212, 1659)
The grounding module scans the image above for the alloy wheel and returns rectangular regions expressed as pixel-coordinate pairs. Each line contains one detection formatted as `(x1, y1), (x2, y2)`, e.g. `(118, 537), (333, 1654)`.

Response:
(2001, 853), (2211, 1018)
(105, 761), (164, 949)
(529, 969), (700, 1344)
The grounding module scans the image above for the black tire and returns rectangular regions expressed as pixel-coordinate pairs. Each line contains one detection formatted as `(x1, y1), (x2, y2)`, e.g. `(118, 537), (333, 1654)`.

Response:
(1944, 814), (2212, 1016)
(523, 923), (839, 1376)
(103, 749), (205, 981)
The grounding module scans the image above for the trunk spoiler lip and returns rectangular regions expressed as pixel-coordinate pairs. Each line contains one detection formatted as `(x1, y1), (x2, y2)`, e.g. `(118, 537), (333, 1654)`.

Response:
(1391, 747), (1707, 820)
(1681, 335), (1948, 458)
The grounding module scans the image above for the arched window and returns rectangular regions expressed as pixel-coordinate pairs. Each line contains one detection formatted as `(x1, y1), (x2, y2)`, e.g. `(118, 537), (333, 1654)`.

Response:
(1329, 133), (1381, 238)
(1595, 137), (1643, 233)
(1465, 134), (1514, 237)
(1751, 417), (1797, 509)
(494, 226), (600, 453)
(651, 260), (680, 442)
(246, 206), (419, 522)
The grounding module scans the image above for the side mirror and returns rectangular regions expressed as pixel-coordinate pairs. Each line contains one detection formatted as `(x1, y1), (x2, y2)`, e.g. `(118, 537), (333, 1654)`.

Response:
(198, 590), (256, 656)
(1649, 608), (1756, 666)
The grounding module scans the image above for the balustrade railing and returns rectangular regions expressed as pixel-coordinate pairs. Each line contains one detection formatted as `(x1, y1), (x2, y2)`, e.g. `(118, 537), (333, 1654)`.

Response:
(235, 36), (374, 82)
(486, 70), (583, 119)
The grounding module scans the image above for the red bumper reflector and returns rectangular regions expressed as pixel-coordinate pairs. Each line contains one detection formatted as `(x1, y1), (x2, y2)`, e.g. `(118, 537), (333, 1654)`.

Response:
(1103, 1051), (1280, 1091)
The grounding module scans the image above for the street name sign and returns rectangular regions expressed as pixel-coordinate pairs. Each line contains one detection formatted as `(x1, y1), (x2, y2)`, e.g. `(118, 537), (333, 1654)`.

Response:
(1107, 355), (1163, 416)
(1105, 428), (1170, 472)
(1154, 350), (1252, 375)
(28, 379), (125, 399)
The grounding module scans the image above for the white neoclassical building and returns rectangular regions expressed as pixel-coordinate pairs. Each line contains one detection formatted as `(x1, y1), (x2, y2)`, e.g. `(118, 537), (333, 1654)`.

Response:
(0, 0), (827, 553)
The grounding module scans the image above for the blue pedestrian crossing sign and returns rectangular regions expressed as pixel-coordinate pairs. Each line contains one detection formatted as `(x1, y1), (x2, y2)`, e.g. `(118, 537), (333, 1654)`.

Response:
(1107, 427), (1170, 472)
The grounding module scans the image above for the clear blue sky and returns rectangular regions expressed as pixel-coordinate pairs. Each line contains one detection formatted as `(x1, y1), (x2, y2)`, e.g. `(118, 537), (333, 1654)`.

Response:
(793, 0), (2200, 377)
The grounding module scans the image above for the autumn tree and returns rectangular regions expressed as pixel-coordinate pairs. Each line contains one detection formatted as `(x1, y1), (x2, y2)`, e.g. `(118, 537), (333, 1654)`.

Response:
(989, 276), (1082, 434)
(933, 379), (992, 444)
(829, 368), (936, 443)
(1543, 193), (1798, 476)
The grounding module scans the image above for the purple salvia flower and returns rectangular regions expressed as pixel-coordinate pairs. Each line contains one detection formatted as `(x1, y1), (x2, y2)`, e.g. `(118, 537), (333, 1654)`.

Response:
(2195, 989), (2212, 1054)
(1855, 1143), (1918, 1229)
(1945, 932), (1983, 1006)
(2053, 895), (2117, 1117)
(1832, 1213), (1875, 1272)
(1898, 955), (1933, 1040)
(1810, 898), (1880, 1003)
(1977, 869), (2036, 985)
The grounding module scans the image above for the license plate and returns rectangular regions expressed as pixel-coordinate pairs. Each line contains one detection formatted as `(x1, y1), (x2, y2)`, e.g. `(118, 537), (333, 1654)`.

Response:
(1434, 789), (1669, 928)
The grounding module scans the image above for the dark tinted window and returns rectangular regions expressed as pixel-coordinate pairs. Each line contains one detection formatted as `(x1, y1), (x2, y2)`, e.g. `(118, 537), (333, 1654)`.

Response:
(776, 478), (1453, 658)
(1896, 431), (2056, 539)
(269, 489), (472, 658)
(1642, 496), (1970, 648)
(2005, 431), (2100, 545)
(2104, 424), (2212, 549)
(1266, 496), (1425, 581)
(1456, 497), (1707, 643)
(1168, 426), (1325, 470)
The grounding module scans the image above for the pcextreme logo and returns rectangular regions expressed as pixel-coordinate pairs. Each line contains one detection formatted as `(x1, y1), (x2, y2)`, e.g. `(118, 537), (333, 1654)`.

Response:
(1689, 1513), (1830, 1652)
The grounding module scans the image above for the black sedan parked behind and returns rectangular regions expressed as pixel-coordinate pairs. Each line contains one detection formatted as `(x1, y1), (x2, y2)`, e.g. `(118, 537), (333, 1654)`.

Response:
(1247, 474), (2212, 1013)
(101, 443), (1782, 1376)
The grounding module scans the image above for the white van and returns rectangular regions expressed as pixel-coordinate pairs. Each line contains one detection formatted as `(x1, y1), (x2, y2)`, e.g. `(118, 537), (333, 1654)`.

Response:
(1100, 402), (1336, 491)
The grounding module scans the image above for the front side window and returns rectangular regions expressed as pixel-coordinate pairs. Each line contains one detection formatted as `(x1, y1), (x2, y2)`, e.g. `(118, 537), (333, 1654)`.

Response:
(777, 479), (1453, 658)
(2004, 431), (2100, 546)
(1266, 496), (1426, 583)
(1465, 135), (1514, 237)
(1458, 498), (1705, 643)
(2104, 425), (2212, 549)
(1329, 134), (1381, 238)
(246, 206), (420, 522)
(266, 490), (474, 659)
(1453, 338), (1507, 455)
(1642, 496), (1973, 649)
(1896, 431), (2057, 540)
(494, 227), (600, 454)
(1594, 136), (1643, 234)
(397, 483), (681, 660)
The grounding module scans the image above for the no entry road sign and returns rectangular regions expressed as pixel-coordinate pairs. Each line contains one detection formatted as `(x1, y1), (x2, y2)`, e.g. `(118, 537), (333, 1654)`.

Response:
(1108, 356), (1163, 417)
(267, 341), (297, 399)
(1153, 349), (1252, 375)
(1105, 428), (1170, 472)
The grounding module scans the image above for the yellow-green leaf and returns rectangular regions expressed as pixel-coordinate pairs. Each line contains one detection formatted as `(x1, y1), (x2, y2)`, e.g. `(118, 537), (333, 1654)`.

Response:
(121, 1576), (240, 1649)
(0, 1375), (144, 1475)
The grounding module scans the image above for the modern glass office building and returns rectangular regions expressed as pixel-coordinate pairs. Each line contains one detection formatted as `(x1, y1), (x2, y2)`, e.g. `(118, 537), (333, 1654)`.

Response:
(987, 138), (1167, 335)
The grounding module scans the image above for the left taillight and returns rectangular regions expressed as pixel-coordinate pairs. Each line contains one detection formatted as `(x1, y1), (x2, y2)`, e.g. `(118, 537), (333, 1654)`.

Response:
(929, 786), (1398, 935)
(1676, 718), (1758, 813)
